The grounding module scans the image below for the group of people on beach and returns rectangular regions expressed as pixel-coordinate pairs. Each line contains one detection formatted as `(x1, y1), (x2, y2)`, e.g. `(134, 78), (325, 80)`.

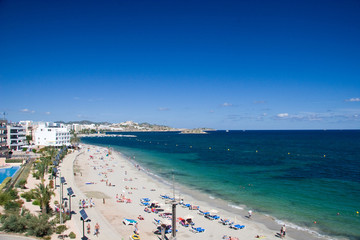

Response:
(79, 198), (95, 208)
(87, 222), (100, 236)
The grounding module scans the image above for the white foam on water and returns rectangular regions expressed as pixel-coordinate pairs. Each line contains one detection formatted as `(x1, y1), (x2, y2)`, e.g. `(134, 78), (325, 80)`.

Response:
(228, 204), (244, 210)
(209, 195), (215, 199)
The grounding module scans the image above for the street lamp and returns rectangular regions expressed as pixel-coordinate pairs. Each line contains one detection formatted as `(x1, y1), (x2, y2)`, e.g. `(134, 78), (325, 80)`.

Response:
(80, 209), (91, 240)
(67, 187), (75, 219)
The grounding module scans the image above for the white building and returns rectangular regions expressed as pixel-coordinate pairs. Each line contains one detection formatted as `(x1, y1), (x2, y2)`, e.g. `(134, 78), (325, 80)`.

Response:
(18, 120), (33, 137)
(7, 124), (26, 151)
(34, 122), (71, 147)
(71, 124), (82, 133)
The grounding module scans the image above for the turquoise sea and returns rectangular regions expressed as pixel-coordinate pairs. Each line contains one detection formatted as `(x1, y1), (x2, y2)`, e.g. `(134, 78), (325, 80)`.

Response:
(0, 166), (20, 183)
(81, 130), (360, 240)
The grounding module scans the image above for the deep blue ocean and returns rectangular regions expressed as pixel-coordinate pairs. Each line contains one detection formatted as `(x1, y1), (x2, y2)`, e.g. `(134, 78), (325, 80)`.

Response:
(81, 130), (360, 239)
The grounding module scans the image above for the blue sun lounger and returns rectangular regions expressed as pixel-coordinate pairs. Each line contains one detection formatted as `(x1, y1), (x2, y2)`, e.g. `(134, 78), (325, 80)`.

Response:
(230, 224), (245, 230)
(198, 210), (210, 216)
(191, 226), (205, 233)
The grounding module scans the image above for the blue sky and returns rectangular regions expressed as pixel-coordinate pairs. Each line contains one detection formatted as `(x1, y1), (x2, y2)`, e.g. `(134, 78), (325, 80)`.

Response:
(0, 0), (359, 129)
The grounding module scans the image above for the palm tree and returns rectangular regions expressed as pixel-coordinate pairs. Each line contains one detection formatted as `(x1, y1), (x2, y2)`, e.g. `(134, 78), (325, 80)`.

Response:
(36, 161), (47, 183)
(70, 133), (80, 146)
(33, 183), (54, 215)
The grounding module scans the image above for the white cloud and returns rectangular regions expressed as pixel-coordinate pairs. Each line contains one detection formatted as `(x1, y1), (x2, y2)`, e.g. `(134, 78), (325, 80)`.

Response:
(222, 102), (233, 107)
(45, 112), (51, 115)
(277, 113), (289, 118)
(158, 107), (170, 111)
(20, 109), (35, 114)
(346, 98), (360, 102)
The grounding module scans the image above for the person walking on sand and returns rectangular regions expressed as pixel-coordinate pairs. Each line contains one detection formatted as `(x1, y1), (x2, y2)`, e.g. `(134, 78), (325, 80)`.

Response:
(87, 223), (91, 234)
(248, 210), (253, 218)
(94, 222), (100, 236)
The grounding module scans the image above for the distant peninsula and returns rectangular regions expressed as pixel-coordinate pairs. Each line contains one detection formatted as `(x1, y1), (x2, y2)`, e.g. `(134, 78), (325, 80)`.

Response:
(180, 128), (214, 134)
(55, 120), (215, 134)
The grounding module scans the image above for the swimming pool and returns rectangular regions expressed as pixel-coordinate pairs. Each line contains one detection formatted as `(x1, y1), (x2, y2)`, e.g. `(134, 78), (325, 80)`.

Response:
(0, 166), (21, 183)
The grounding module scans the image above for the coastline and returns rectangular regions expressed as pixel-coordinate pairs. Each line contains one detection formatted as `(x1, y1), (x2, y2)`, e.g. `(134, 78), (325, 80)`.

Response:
(68, 143), (343, 240)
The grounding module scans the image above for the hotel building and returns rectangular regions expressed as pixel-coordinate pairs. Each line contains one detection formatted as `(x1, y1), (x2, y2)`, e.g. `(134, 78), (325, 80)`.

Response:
(34, 122), (71, 147)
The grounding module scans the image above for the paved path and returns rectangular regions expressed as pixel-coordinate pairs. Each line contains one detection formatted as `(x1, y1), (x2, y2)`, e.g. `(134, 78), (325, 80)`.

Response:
(0, 234), (38, 240)
(58, 149), (122, 240)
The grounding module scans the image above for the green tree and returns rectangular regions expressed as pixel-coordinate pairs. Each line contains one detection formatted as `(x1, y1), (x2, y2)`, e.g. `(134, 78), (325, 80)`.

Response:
(26, 135), (32, 145)
(33, 183), (54, 215)
(70, 133), (80, 145)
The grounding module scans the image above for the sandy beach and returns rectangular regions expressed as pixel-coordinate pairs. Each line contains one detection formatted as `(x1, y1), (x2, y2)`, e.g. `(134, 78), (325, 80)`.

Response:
(58, 144), (329, 240)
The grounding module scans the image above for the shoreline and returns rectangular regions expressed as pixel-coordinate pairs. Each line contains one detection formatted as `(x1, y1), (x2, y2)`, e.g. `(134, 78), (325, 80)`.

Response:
(72, 143), (343, 240)
(115, 147), (338, 240)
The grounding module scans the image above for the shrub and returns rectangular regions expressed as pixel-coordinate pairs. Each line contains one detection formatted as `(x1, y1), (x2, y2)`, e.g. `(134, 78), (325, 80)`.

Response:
(17, 179), (27, 189)
(32, 199), (40, 206)
(69, 232), (76, 239)
(8, 189), (19, 199)
(55, 224), (67, 234)
(21, 191), (35, 202)
(32, 149), (37, 153)
(4, 201), (21, 212)
(22, 148), (28, 152)
(0, 214), (27, 232)
(32, 172), (40, 180)
(27, 214), (54, 237)
(5, 159), (23, 163)
(0, 192), (11, 205)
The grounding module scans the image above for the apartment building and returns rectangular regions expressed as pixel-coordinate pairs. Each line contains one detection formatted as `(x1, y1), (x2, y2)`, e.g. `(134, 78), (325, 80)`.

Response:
(0, 120), (8, 158)
(7, 124), (26, 151)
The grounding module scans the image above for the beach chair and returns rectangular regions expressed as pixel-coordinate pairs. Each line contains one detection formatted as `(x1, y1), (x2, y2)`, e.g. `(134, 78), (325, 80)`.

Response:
(153, 218), (161, 226)
(180, 219), (189, 227)
(219, 219), (233, 225)
(191, 226), (205, 233)
(230, 224), (245, 230)
(186, 218), (195, 226)
(205, 214), (219, 220)
(123, 218), (137, 225)
(198, 210), (210, 216)
(141, 198), (150, 202)
(190, 205), (199, 210)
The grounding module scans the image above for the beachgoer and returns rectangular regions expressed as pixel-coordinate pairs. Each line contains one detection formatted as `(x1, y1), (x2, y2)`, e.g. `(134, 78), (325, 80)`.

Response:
(87, 223), (91, 234)
(282, 225), (286, 238)
(94, 222), (100, 236)
(248, 210), (252, 218)
(134, 223), (140, 234)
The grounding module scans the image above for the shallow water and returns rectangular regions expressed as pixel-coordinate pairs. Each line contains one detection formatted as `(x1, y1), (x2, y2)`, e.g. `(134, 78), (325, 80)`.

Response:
(82, 130), (360, 239)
